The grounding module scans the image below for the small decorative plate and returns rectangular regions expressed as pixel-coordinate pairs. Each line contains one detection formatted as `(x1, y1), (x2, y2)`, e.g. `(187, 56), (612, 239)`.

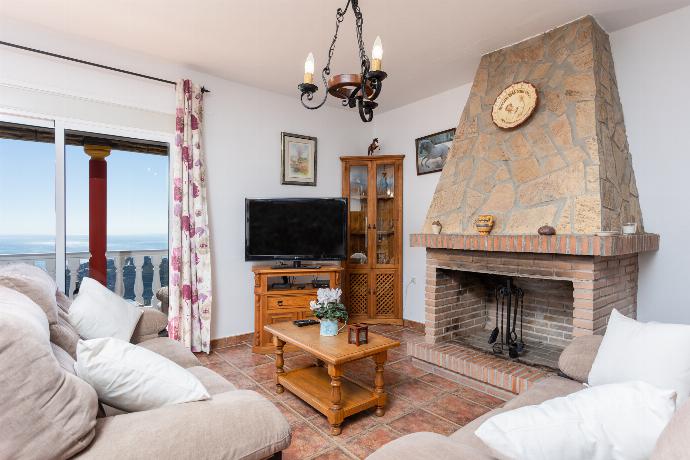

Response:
(595, 231), (619, 236)
(492, 81), (538, 129)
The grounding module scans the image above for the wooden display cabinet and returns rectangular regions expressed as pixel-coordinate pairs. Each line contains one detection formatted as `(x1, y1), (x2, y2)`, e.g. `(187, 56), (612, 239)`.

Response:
(252, 265), (343, 354)
(341, 155), (404, 325)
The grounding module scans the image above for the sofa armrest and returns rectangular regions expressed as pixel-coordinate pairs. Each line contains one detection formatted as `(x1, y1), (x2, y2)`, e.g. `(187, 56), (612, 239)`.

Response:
(75, 390), (291, 460)
(558, 334), (603, 383)
(130, 307), (167, 344)
(366, 432), (493, 460)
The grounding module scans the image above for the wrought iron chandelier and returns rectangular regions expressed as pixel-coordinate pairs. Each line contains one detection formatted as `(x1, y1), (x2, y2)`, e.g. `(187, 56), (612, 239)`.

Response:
(298, 0), (386, 122)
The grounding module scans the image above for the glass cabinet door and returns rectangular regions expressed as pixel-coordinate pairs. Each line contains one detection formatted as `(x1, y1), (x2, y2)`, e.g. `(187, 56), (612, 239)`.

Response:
(375, 163), (397, 266)
(347, 164), (370, 266)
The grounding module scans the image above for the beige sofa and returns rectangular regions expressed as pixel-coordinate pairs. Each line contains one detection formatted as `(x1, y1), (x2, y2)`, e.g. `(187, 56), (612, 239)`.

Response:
(368, 335), (689, 460)
(0, 264), (290, 460)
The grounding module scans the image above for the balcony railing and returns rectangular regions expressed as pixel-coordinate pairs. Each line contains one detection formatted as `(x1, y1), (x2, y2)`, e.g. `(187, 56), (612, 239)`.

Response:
(0, 250), (168, 306)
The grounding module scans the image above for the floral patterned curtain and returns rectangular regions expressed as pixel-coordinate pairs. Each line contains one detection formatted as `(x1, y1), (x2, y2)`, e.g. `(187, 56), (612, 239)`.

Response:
(168, 79), (212, 353)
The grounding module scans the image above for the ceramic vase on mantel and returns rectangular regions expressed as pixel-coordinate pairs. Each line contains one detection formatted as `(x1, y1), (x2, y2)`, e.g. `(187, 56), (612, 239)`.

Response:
(320, 319), (339, 336)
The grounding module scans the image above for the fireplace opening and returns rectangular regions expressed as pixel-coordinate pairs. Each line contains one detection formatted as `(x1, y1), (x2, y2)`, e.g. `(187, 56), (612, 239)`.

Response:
(429, 268), (575, 369)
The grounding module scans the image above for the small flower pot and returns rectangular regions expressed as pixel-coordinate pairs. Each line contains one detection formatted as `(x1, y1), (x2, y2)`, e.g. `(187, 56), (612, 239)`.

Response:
(431, 223), (442, 234)
(320, 319), (339, 336)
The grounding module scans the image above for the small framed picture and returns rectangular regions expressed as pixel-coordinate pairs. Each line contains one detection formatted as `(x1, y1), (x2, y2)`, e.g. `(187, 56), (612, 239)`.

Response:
(415, 128), (455, 175)
(281, 132), (317, 186)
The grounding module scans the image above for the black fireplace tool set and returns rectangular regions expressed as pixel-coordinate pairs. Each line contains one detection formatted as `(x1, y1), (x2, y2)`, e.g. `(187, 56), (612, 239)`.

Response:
(489, 279), (525, 359)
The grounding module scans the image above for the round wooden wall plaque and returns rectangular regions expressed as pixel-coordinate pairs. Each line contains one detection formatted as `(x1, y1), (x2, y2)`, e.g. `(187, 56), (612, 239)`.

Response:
(491, 81), (538, 129)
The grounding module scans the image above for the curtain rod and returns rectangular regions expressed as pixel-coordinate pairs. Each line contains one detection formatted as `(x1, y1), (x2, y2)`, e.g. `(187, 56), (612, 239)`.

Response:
(0, 40), (210, 93)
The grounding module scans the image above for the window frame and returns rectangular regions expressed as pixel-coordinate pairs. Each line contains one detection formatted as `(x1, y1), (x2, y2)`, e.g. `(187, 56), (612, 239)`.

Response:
(0, 108), (174, 291)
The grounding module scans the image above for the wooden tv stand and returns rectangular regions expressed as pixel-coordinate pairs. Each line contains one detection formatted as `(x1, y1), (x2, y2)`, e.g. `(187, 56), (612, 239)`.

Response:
(252, 264), (343, 354)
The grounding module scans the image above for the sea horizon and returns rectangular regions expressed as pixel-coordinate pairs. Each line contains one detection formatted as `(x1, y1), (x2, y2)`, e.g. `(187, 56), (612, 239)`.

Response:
(0, 234), (168, 255)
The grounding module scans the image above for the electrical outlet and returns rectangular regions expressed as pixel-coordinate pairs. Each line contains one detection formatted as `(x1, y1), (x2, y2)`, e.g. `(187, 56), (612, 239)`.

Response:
(410, 277), (416, 285)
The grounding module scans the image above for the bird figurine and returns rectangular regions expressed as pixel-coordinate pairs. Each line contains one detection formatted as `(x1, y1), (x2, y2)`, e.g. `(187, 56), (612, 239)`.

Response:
(367, 138), (380, 156)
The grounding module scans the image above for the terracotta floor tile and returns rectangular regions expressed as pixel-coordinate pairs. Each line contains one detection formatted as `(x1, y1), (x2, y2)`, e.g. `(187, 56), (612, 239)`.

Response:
(311, 447), (356, 460)
(419, 373), (462, 392)
(274, 402), (305, 425)
(454, 385), (505, 409)
(222, 371), (258, 389)
(278, 393), (322, 419)
(203, 361), (238, 377)
(308, 410), (379, 440)
(388, 359), (428, 379)
(344, 425), (400, 459)
(285, 354), (320, 370)
(226, 352), (274, 369)
(194, 351), (224, 365)
(283, 422), (335, 460)
(244, 362), (278, 383)
(386, 347), (407, 363)
(387, 409), (459, 436)
(214, 344), (253, 360)
(365, 394), (415, 424)
(426, 393), (491, 426)
(391, 379), (441, 404)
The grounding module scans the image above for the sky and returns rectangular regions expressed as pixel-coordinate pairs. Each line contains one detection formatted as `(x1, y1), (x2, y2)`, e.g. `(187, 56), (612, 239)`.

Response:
(0, 136), (168, 237)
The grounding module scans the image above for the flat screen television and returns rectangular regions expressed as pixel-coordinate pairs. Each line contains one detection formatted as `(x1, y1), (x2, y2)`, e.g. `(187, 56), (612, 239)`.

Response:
(245, 198), (347, 265)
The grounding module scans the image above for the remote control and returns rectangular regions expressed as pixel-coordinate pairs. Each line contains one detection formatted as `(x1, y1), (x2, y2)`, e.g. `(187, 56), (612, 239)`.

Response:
(293, 319), (319, 327)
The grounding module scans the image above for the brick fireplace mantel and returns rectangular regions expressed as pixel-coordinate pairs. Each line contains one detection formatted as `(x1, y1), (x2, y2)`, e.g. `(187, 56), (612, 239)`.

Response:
(410, 233), (659, 256)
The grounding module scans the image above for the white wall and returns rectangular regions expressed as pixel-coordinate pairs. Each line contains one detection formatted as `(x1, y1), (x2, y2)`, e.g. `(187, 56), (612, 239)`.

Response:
(372, 84), (471, 323)
(0, 18), (366, 339)
(610, 6), (690, 324)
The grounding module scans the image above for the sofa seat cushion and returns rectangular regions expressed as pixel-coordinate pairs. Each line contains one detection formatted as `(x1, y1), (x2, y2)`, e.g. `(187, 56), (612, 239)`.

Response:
(75, 390), (291, 460)
(449, 375), (583, 454)
(0, 286), (98, 459)
(367, 432), (492, 460)
(136, 336), (200, 368)
(0, 263), (59, 324)
(188, 366), (237, 395)
(51, 312), (80, 358)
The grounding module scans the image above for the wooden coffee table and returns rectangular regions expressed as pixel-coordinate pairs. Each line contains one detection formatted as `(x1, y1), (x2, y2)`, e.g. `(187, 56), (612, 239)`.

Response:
(264, 322), (400, 435)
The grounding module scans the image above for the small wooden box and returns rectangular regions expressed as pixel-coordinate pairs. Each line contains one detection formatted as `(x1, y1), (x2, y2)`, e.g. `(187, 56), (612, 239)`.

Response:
(348, 323), (369, 346)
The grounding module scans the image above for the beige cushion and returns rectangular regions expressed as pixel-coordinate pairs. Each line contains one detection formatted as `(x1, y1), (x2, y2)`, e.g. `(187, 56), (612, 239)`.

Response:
(137, 337), (200, 368)
(0, 286), (98, 459)
(652, 399), (690, 459)
(558, 335), (603, 383)
(56, 289), (72, 313)
(0, 263), (58, 324)
(75, 390), (291, 460)
(130, 307), (168, 344)
(188, 366), (237, 395)
(156, 286), (169, 314)
(367, 432), (491, 460)
(52, 343), (77, 375)
(51, 313), (80, 358)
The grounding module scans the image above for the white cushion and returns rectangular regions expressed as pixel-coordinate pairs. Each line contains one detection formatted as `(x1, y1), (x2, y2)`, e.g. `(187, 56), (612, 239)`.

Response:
(75, 337), (210, 412)
(588, 309), (690, 403)
(68, 277), (142, 341)
(0, 263), (59, 324)
(475, 381), (677, 460)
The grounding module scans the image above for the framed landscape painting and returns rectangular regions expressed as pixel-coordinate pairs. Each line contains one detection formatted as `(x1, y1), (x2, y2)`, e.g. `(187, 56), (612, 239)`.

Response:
(415, 128), (455, 175)
(281, 132), (317, 186)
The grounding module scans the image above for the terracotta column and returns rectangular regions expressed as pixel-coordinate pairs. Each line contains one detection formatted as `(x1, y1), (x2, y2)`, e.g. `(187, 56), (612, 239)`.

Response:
(84, 144), (111, 286)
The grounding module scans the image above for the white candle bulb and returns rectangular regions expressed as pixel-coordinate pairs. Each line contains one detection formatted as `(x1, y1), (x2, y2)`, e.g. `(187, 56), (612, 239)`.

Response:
(372, 36), (383, 60)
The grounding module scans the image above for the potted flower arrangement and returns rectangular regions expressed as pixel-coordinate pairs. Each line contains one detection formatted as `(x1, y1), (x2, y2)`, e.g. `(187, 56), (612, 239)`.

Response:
(309, 288), (348, 336)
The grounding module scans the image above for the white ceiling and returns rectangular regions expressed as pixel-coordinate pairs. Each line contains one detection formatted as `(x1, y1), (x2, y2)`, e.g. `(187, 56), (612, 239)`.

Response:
(1, 0), (688, 111)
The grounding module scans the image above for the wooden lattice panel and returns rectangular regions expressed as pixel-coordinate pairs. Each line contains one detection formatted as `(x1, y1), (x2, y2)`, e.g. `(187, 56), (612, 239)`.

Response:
(348, 273), (369, 315)
(375, 273), (395, 316)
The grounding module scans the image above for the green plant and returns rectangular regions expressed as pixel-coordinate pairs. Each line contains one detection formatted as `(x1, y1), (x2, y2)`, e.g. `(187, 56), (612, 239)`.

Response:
(309, 288), (349, 322)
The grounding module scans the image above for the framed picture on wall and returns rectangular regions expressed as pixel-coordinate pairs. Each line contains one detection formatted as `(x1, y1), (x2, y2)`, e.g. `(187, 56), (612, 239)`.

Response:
(281, 132), (317, 186)
(415, 128), (455, 175)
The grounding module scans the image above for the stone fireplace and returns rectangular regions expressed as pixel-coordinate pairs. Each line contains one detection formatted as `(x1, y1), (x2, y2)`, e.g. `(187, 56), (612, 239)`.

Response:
(407, 16), (660, 397)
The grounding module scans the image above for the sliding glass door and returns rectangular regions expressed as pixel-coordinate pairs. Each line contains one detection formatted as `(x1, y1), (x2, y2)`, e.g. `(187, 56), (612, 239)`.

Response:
(0, 114), (170, 305)
(0, 121), (56, 273)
